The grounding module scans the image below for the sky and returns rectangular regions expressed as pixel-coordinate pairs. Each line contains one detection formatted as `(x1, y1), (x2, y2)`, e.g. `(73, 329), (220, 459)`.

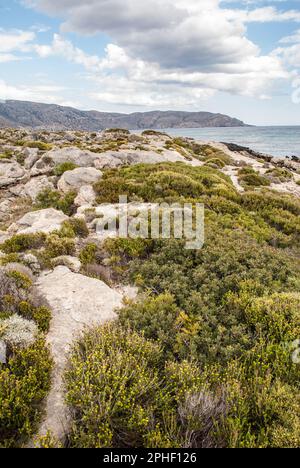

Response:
(0, 0), (300, 125)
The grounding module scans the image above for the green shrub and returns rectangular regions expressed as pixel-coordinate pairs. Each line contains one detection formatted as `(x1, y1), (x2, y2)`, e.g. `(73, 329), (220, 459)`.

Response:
(118, 294), (183, 358)
(65, 323), (164, 448)
(19, 302), (52, 333)
(238, 169), (271, 187)
(44, 234), (75, 259)
(79, 243), (97, 265)
(25, 141), (52, 151)
(0, 233), (46, 254)
(36, 188), (77, 216)
(0, 339), (52, 447)
(60, 218), (89, 238)
(54, 162), (78, 176)
(203, 158), (226, 169)
(265, 167), (293, 183)
(0, 150), (13, 160)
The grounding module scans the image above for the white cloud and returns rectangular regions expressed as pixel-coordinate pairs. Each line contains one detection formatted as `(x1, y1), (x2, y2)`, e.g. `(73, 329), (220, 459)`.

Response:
(0, 30), (35, 53)
(19, 1), (300, 109)
(0, 79), (75, 106)
(0, 29), (36, 62)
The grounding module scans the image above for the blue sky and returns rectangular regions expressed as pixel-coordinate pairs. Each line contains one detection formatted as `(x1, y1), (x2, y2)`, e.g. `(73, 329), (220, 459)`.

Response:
(1, 0), (300, 125)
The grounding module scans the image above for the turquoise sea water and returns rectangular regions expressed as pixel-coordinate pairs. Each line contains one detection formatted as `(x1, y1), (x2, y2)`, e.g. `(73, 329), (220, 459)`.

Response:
(158, 127), (300, 158)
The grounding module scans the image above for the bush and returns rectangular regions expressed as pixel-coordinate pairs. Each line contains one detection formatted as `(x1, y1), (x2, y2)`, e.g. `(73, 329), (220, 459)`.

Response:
(79, 243), (97, 266)
(65, 324), (230, 448)
(36, 188), (77, 216)
(0, 314), (38, 350)
(65, 323), (163, 448)
(203, 158), (226, 169)
(118, 294), (183, 358)
(0, 233), (46, 254)
(238, 169), (271, 187)
(44, 234), (75, 259)
(60, 218), (89, 238)
(0, 339), (52, 447)
(54, 162), (78, 177)
(25, 141), (52, 151)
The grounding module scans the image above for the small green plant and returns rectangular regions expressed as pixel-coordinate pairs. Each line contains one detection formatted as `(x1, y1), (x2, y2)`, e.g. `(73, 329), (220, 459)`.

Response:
(35, 188), (77, 216)
(44, 234), (75, 259)
(238, 168), (271, 187)
(0, 233), (46, 254)
(25, 141), (52, 151)
(0, 339), (52, 447)
(54, 162), (78, 176)
(62, 218), (89, 238)
(79, 243), (97, 265)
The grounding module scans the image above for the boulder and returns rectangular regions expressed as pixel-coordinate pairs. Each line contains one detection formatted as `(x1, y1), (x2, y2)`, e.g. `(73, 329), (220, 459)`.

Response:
(11, 208), (68, 235)
(57, 167), (102, 193)
(22, 176), (55, 201)
(23, 147), (40, 170)
(93, 149), (201, 168)
(74, 185), (96, 207)
(0, 161), (26, 187)
(39, 147), (100, 168)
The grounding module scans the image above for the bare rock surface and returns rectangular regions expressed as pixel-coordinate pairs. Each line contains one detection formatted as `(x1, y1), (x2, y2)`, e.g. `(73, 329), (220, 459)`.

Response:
(10, 208), (68, 235)
(22, 175), (55, 200)
(94, 149), (202, 168)
(35, 266), (125, 441)
(43, 147), (100, 167)
(0, 161), (26, 187)
(58, 167), (102, 193)
(74, 184), (96, 207)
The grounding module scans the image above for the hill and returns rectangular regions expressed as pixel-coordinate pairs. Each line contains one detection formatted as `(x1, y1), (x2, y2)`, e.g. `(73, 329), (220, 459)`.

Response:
(0, 100), (246, 130)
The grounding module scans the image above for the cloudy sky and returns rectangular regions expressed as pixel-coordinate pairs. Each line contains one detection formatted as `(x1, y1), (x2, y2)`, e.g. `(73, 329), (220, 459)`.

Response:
(0, 0), (300, 124)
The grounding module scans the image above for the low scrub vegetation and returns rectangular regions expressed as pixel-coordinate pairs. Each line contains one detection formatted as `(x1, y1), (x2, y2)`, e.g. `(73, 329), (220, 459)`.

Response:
(65, 160), (300, 448)
(0, 267), (52, 447)
(35, 188), (77, 216)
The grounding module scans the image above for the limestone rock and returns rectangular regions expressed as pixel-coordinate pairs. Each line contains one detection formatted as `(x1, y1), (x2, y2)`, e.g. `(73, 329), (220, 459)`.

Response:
(22, 176), (55, 201)
(0, 161), (26, 187)
(11, 208), (68, 235)
(57, 167), (102, 193)
(35, 266), (123, 439)
(74, 185), (96, 207)
(40, 147), (100, 168)
(23, 147), (40, 169)
(93, 149), (201, 169)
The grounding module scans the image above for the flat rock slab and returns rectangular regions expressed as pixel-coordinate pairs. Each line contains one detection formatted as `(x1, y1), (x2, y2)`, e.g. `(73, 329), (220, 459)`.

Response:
(12, 208), (68, 235)
(58, 167), (102, 193)
(44, 147), (100, 167)
(35, 266), (124, 442)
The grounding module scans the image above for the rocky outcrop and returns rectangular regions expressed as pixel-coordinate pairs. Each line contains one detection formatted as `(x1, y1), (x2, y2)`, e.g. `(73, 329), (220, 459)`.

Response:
(0, 161), (25, 187)
(74, 185), (96, 207)
(22, 176), (55, 200)
(57, 167), (102, 193)
(35, 266), (125, 440)
(40, 147), (100, 167)
(9, 208), (68, 235)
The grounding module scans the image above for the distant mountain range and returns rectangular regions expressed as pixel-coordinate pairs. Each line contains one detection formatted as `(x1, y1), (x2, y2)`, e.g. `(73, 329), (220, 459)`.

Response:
(0, 100), (247, 131)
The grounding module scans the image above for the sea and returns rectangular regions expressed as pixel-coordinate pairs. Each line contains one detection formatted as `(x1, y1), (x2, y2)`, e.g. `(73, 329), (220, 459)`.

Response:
(157, 126), (300, 158)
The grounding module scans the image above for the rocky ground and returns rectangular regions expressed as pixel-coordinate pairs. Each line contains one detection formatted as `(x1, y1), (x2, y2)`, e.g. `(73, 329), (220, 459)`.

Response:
(0, 127), (299, 444)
